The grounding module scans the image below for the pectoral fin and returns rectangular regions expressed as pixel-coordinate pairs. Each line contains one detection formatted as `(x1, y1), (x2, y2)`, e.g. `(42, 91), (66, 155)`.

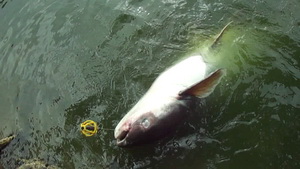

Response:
(179, 69), (226, 98)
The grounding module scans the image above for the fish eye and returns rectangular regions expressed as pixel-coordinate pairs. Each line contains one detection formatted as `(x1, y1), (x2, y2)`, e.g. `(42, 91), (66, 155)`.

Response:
(141, 118), (150, 128)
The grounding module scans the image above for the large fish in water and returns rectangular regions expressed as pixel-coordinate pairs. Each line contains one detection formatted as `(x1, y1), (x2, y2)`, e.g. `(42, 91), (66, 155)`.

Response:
(114, 23), (231, 147)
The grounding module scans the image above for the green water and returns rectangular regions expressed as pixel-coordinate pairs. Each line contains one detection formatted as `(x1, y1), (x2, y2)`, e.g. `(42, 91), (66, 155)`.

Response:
(0, 0), (300, 168)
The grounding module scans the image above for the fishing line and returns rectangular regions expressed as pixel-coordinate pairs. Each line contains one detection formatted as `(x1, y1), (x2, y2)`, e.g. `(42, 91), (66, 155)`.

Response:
(80, 120), (113, 137)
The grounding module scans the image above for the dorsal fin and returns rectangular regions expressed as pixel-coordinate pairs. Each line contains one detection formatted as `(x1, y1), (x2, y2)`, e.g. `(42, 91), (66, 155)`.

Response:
(179, 69), (226, 98)
(210, 21), (232, 49)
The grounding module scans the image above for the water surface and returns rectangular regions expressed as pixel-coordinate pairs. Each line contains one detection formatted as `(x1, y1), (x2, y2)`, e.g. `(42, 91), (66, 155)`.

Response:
(0, 0), (300, 168)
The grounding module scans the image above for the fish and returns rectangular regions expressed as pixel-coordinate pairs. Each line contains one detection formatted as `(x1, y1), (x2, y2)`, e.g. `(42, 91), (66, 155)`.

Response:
(114, 23), (231, 147)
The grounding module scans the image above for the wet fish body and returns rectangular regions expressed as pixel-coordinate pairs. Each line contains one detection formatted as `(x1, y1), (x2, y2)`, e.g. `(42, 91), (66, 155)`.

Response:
(114, 55), (225, 147)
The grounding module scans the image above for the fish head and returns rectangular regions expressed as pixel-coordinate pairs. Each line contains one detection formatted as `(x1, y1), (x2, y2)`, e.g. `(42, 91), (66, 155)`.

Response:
(114, 111), (162, 147)
(114, 97), (191, 147)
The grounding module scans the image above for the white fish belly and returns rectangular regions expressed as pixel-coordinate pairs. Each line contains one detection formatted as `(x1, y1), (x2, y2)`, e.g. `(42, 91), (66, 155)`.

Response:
(149, 55), (207, 96)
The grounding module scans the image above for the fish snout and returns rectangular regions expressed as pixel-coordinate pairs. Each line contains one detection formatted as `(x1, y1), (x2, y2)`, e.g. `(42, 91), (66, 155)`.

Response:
(114, 122), (131, 146)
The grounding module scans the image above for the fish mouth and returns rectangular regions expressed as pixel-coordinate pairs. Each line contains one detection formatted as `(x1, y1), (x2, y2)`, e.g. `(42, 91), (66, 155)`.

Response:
(116, 130), (129, 146)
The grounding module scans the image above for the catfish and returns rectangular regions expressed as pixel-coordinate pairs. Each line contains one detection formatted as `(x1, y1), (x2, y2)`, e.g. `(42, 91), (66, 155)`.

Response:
(114, 22), (231, 147)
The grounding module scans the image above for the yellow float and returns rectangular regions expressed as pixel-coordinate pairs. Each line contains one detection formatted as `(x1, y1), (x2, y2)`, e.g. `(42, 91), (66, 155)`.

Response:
(80, 120), (99, 137)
